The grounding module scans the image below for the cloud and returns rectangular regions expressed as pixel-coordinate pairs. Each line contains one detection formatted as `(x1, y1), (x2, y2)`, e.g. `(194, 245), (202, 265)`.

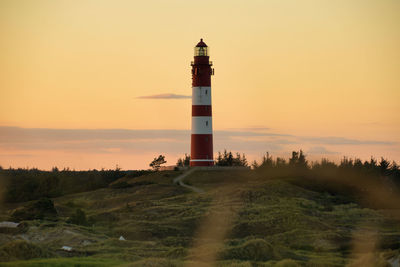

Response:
(1, 126), (398, 169)
(300, 136), (395, 145)
(226, 127), (271, 131)
(215, 130), (291, 138)
(0, 126), (396, 156)
(0, 126), (395, 147)
(0, 127), (292, 156)
(0, 127), (188, 143)
(137, 93), (191, 99)
(307, 146), (339, 155)
(0, 127), (291, 145)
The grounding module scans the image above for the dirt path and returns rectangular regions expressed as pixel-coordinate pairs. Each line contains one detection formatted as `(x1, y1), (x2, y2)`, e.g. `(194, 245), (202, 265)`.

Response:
(173, 168), (204, 193)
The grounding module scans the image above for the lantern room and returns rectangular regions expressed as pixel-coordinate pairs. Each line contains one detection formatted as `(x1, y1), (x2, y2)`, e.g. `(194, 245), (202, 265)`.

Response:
(194, 38), (208, 56)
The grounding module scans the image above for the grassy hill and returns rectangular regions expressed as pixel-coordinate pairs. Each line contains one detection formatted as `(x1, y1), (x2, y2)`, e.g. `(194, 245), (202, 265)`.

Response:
(0, 168), (399, 266)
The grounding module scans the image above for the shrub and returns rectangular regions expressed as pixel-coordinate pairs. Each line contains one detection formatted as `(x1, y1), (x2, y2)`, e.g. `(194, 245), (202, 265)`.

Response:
(1, 168), (136, 203)
(67, 208), (89, 226)
(165, 247), (187, 258)
(110, 181), (132, 189)
(216, 261), (253, 267)
(11, 198), (58, 221)
(0, 240), (53, 262)
(222, 239), (276, 261)
(131, 181), (155, 187)
(276, 259), (301, 267)
(0, 222), (28, 235)
(128, 257), (180, 267)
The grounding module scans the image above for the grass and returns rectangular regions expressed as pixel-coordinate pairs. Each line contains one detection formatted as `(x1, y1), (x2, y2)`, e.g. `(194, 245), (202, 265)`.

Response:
(0, 257), (125, 267)
(0, 169), (399, 266)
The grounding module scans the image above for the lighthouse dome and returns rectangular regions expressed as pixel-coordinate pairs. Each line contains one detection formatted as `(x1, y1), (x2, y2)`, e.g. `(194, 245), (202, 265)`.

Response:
(196, 38), (207, 47)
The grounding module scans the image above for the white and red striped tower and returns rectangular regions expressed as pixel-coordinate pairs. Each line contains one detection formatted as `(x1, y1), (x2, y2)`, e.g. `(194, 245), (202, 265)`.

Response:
(190, 39), (214, 167)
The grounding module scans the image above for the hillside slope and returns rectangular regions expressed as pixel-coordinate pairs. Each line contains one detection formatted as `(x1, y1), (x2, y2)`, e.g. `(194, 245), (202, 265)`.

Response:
(0, 169), (399, 266)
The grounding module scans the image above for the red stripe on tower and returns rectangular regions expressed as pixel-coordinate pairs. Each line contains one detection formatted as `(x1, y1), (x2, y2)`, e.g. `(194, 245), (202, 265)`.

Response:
(190, 39), (214, 166)
(192, 105), (212, 116)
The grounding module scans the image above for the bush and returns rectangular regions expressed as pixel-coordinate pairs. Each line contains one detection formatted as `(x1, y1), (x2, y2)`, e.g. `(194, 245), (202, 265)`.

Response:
(0, 240), (53, 262)
(67, 208), (89, 226)
(276, 259), (301, 267)
(110, 181), (132, 189)
(11, 198), (58, 221)
(0, 222), (28, 235)
(131, 181), (155, 187)
(1, 168), (135, 203)
(219, 262), (254, 267)
(128, 258), (180, 267)
(165, 247), (187, 258)
(222, 239), (276, 261)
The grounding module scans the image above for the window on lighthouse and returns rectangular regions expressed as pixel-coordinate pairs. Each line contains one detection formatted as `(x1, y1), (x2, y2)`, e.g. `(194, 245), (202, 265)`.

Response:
(195, 46), (208, 56)
(206, 121), (208, 126)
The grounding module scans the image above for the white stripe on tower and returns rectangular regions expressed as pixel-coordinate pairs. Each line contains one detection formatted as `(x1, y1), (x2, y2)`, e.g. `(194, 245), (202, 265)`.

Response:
(191, 116), (213, 134)
(192, 87), (211, 105)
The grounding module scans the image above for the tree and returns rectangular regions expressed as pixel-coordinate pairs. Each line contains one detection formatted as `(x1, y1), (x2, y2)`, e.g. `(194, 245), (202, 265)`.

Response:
(289, 151), (299, 166)
(379, 157), (391, 176)
(215, 150), (248, 167)
(237, 153), (248, 167)
(289, 150), (308, 168)
(260, 152), (273, 168)
(149, 155), (167, 171)
(176, 154), (190, 167)
(276, 157), (287, 167)
(251, 160), (259, 169)
(298, 150), (307, 167)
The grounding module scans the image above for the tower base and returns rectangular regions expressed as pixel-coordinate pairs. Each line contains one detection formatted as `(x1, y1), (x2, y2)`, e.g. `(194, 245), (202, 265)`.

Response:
(190, 160), (214, 167)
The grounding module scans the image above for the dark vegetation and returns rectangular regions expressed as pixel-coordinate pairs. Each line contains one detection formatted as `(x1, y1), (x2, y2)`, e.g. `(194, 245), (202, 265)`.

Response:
(0, 152), (399, 265)
(251, 151), (400, 209)
(149, 155), (167, 171)
(221, 239), (276, 261)
(176, 149), (400, 197)
(0, 240), (54, 262)
(0, 168), (149, 203)
(175, 150), (249, 167)
(11, 198), (58, 221)
(176, 154), (190, 167)
(215, 150), (248, 167)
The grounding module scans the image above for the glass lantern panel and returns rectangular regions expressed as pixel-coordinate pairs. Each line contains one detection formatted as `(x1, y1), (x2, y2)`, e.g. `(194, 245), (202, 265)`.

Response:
(194, 47), (208, 56)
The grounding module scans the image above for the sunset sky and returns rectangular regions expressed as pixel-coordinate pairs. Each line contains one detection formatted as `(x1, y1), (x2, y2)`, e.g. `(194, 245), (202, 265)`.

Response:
(1, 0), (399, 170)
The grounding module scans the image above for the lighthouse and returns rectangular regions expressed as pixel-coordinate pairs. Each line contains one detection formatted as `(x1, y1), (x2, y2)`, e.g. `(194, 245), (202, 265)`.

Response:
(190, 39), (214, 166)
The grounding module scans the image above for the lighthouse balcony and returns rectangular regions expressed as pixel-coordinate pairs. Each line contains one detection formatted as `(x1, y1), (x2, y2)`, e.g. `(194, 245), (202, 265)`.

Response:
(191, 61), (212, 66)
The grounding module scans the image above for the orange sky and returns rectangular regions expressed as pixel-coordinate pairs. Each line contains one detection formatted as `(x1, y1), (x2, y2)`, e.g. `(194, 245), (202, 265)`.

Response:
(0, 0), (399, 170)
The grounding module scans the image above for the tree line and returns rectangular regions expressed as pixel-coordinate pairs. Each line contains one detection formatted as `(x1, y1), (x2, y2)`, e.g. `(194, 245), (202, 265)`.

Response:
(2, 150), (399, 204)
(175, 150), (248, 167)
(0, 166), (148, 203)
(174, 150), (400, 188)
(175, 149), (399, 177)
